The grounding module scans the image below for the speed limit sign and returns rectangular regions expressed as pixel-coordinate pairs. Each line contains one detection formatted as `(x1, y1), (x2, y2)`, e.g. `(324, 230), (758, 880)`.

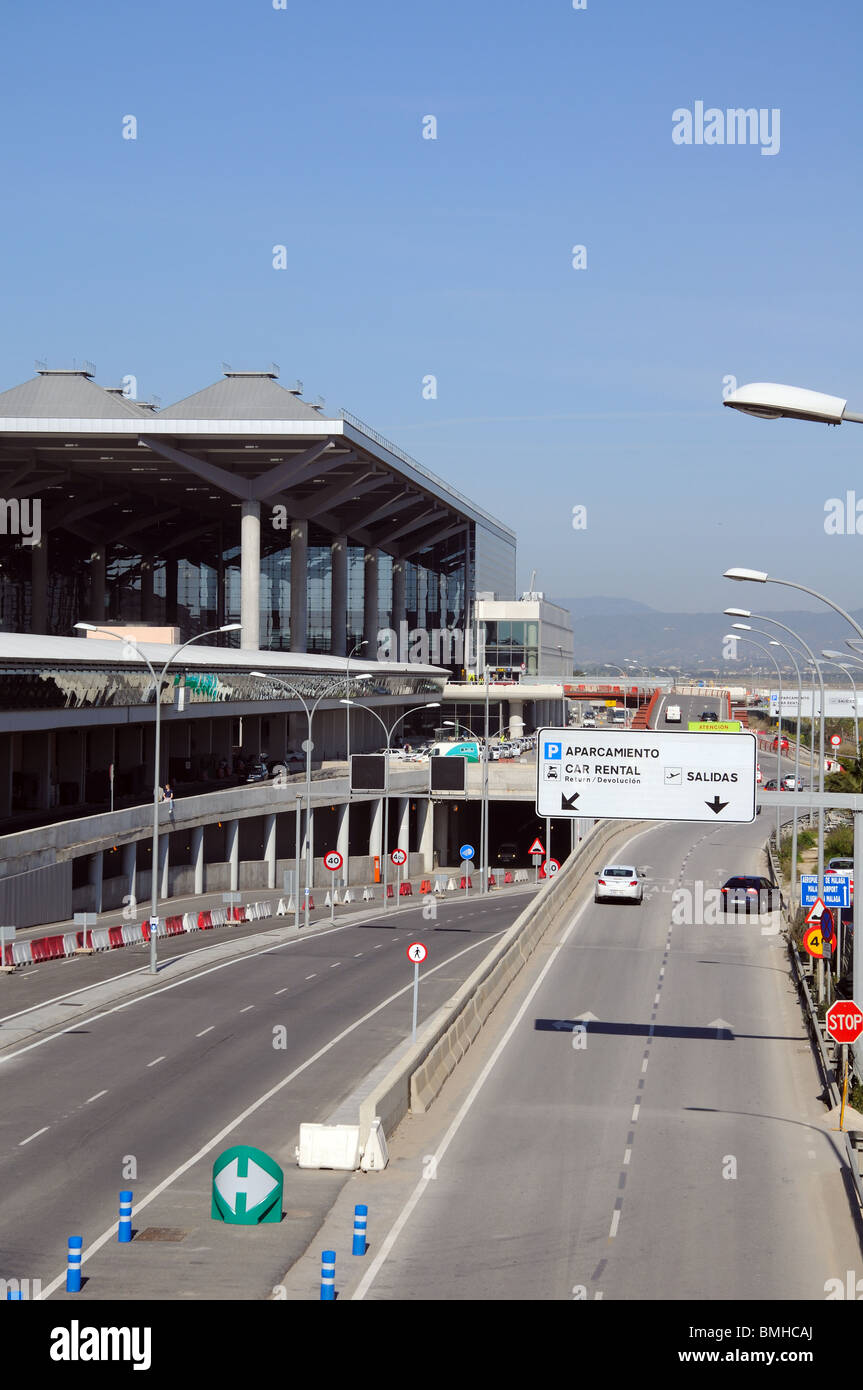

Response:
(831, 734), (842, 747)
(545, 858), (561, 876)
(324, 850), (343, 872)
(391, 848), (407, 866)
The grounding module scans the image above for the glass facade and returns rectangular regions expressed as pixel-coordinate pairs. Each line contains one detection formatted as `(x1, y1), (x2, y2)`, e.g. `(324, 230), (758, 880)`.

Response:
(482, 620), (541, 675)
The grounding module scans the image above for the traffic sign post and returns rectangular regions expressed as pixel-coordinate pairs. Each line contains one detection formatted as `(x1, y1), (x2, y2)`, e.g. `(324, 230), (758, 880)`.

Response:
(407, 941), (427, 1041)
(391, 847), (407, 901)
(324, 851), (343, 922)
(211, 1145), (283, 1225)
(528, 838), (544, 885)
(825, 999), (863, 1046)
(543, 858), (560, 882)
(535, 728), (757, 823)
(831, 734), (842, 748)
(460, 844), (474, 898)
(801, 875), (850, 909)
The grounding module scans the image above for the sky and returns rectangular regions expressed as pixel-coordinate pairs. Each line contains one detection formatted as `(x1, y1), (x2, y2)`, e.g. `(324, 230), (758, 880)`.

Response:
(2, 0), (862, 613)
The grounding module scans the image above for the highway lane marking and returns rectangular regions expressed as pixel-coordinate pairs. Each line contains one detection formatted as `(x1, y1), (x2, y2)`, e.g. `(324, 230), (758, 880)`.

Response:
(240, 1005), (254, 1013)
(351, 822), (655, 1301)
(196, 1026), (214, 1037)
(274, 988), (288, 995)
(20, 971), (38, 977)
(305, 974), (317, 980)
(330, 963), (341, 969)
(85, 1090), (108, 1103)
(354, 952), (363, 957)
(609, 1209), (621, 1239)
(623, 1147), (632, 1165)
(36, 927), (508, 1301)
(631, 1103), (640, 1122)
(147, 1056), (165, 1067)
(19, 1127), (48, 1146)
(641, 1058), (648, 1073)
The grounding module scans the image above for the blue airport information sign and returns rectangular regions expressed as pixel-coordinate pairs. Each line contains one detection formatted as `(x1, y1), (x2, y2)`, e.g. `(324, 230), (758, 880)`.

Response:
(800, 875), (851, 909)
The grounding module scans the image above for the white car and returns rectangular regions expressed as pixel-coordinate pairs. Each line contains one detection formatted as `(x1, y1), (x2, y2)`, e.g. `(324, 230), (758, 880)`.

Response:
(665, 705), (682, 723)
(594, 864), (644, 904)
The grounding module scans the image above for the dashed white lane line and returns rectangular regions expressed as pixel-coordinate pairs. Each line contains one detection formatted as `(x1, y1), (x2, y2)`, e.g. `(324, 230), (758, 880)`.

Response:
(274, 989), (288, 996)
(85, 1090), (108, 1104)
(147, 1056), (165, 1067)
(623, 1147), (632, 1165)
(196, 1026), (214, 1037)
(19, 1127), (48, 1145)
(330, 963), (341, 969)
(354, 953), (363, 957)
(373, 944), (383, 950)
(240, 1005), (254, 1013)
(20, 970), (38, 977)
(305, 974), (317, 980)
(653, 992), (661, 1005)
(641, 1058), (649, 1073)
(609, 1210), (621, 1238)
(631, 1103), (640, 1122)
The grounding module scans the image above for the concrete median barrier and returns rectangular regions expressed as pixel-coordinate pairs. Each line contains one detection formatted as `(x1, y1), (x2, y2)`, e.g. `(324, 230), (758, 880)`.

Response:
(358, 817), (649, 1151)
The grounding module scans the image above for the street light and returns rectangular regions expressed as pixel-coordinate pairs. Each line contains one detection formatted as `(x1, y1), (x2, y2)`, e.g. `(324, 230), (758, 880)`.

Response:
(345, 641), (369, 773)
(724, 569), (863, 646)
(74, 621), (242, 974)
(725, 632), (784, 848)
(722, 382), (861, 425)
(251, 671), (335, 930)
(821, 653), (861, 758)
(340, 700), (440, 910)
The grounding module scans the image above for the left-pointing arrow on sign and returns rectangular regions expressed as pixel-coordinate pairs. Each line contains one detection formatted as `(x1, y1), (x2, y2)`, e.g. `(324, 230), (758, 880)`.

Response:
(706, 796), (729, 815)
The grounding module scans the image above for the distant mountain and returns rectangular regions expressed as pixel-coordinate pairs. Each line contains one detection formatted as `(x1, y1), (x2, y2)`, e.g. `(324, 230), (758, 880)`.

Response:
(562, 607), (863, 670)
(552, 596), (656, 619)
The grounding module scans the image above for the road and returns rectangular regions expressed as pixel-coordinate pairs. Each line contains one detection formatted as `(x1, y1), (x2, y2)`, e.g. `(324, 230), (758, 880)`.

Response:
(0, 887), (537, 1299)
(353, 813), (862, 1300)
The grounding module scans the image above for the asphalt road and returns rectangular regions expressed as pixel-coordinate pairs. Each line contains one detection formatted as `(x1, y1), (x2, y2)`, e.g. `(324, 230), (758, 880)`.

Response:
(0, 887), (536, 1299)
(352, 813), (862, 1300)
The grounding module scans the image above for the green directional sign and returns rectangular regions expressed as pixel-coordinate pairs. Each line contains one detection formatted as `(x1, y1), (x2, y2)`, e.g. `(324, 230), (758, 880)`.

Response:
(211, 1145), (283, 1225)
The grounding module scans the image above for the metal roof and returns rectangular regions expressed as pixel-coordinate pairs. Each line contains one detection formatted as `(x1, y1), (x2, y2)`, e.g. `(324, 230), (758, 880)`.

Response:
(0, 369), (154, 420)
(160, 372), (327, 422)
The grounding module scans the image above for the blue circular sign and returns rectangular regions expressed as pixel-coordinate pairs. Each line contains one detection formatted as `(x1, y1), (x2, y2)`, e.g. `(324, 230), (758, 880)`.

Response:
(459, 844), (475, 860)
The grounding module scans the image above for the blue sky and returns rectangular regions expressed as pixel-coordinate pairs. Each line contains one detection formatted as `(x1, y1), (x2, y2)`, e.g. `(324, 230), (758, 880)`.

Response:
(2, 0), (862, 612)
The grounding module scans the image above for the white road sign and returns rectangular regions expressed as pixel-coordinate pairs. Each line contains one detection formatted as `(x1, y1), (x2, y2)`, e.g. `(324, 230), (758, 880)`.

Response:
(535, 728), (757, 823)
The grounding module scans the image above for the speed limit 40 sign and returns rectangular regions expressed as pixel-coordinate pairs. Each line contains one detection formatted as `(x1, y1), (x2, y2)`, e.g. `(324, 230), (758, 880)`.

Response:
(323, 851), (343, 872)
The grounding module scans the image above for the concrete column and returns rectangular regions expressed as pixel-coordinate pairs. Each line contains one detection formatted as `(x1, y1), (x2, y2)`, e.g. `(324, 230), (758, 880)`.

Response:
(392, 558), (406, 634)
(240, 499), (261, 649)
(226, 818), (239, 891)
(158, 835), (170, 899)
(31, 535), (48, 634)
(141, 558), (155, 621)
(191, 825), (204, 895)
(363, 547), (379, 652)
(433, 800), (449, 869)
(397, 795), (410, 853)
(439, 571), (448, 627)
(337, 802), (350, 884)
(290, 519), (308, 652)
(417, 566), (428, 628)
(0, 736), (12, 818)
(89, 850), (104, 914)
(509, 699), (524, 740)
(330, 534), (347, 657)
(418, 798), (434, 872)
(264, 812), (277, 890)
(121, 842), (137, 910)
(89, 544), (106, 623)
(369, 796), (383, 861)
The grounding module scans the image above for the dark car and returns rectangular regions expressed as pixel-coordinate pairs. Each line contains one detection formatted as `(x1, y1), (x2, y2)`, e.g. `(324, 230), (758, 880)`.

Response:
(720, 875), (783, 913)
(700, 710), (719, 722)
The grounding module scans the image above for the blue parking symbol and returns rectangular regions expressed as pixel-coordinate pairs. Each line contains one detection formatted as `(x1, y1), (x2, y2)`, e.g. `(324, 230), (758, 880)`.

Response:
(544, 741), (562, 761)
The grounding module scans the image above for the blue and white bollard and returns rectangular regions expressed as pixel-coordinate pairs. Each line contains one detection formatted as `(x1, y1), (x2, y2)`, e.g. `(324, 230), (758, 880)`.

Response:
(320, 1250), (336, 1300)
(118, 1190), (133, 1243)
(352, 1204), (368, 1256)
(66, 1236), (83, 1293)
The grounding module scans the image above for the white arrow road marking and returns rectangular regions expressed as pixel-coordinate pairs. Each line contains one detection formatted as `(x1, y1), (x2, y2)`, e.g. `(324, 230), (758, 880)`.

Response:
(215, 1156), (278, 1215)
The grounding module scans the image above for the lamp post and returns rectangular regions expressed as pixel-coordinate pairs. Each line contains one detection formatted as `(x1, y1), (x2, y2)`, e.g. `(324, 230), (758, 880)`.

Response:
(251, 672), (333, 930)
(74, 621), (242, 974)
(340, 700), (440, 910)
(345, 641), (368, 774)
(820, 653), (861, 758)
(725, 632), (784, 849)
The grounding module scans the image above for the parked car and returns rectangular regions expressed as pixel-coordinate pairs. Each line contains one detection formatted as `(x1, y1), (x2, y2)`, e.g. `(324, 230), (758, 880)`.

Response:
(720, 875), (783, 913)
(772, 735), (790, 752)
(594, 864), (644, 904)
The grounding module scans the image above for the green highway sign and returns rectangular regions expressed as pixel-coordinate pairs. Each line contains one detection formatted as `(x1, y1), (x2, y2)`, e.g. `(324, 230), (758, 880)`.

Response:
(211, 1145), (283, 1225)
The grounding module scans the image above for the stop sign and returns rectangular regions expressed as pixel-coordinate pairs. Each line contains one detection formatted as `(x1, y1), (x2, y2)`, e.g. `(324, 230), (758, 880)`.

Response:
(826, 999), (863, 1045)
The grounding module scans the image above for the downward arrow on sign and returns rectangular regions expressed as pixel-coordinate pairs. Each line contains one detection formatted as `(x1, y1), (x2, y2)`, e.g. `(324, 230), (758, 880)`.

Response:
(706, 796), (729, 815)
(562, 792), (580, 810)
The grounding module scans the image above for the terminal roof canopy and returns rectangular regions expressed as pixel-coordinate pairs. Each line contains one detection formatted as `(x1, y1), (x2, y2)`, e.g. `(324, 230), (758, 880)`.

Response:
(0, 368), (514, 564)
